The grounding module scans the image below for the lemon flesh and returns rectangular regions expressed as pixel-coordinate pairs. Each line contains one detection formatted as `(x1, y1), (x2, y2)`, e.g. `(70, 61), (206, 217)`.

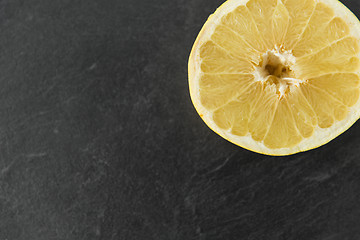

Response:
(188, 0), (360, 156)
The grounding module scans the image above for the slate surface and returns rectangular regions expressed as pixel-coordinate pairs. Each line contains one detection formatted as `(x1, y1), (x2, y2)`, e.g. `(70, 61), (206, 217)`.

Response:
(1, 0), (360, 239)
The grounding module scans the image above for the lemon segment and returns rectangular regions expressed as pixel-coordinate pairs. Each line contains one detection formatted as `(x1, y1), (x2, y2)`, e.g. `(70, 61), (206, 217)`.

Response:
(263, 99), (303, 149)
(309, 73), (360, 107)
(291, 3), (335, 56)
(200, 41), (254, 74)
(286, 86), (317, 138)
(283, 0), (316, 49)
(248, 83), (279, 142)
(200, 74), (255, 109)
(221, 6), (267, 52)
(211, 25), (261, 62)
(295, 37), (360, 79)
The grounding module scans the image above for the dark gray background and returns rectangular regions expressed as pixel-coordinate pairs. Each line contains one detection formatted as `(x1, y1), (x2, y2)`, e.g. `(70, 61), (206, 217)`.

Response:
(0, 0), (360, 239)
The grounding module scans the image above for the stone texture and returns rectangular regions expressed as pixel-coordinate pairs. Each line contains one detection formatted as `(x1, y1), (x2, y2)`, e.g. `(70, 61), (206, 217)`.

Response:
(0, 0), (360, 239)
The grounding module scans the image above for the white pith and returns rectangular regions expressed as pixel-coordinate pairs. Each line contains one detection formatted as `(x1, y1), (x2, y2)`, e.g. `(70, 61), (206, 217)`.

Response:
(188, 0), (360, 155)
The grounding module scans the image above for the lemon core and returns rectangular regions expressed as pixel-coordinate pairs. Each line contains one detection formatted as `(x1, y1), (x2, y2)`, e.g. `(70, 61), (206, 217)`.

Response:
(255, 46), (305, 98)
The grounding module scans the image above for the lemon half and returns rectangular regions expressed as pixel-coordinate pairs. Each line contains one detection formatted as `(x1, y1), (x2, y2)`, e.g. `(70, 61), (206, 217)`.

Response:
(188, 0), (360, 156)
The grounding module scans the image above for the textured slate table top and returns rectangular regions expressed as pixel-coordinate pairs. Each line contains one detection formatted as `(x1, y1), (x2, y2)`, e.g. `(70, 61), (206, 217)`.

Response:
(1, 0), (360, 239)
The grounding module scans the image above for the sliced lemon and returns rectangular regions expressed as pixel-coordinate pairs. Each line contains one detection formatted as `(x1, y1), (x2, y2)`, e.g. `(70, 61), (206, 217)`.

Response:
(188, 0), (360, 156)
